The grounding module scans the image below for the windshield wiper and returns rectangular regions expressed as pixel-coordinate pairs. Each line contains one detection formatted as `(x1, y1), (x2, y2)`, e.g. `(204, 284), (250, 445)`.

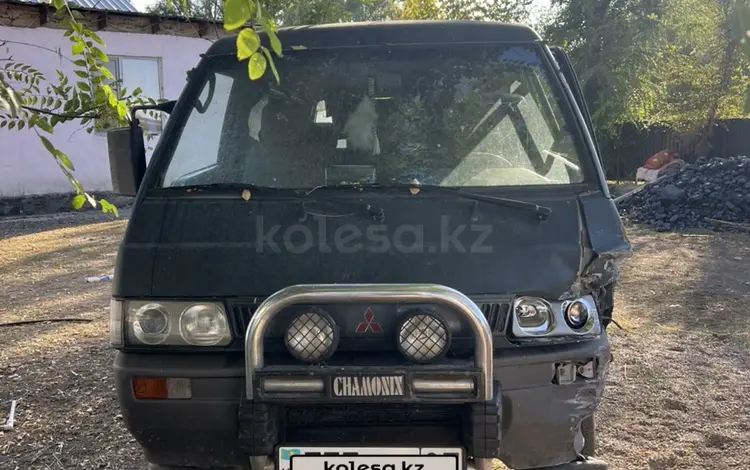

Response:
(421, 186), (552, 221)
(163, 183), (385, 221)
(307, 183), (549, 221)
(168, 183), (283, 192)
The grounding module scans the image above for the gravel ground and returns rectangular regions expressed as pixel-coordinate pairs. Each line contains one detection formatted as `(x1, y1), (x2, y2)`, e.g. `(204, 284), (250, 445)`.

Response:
(0, 214), (749, 470)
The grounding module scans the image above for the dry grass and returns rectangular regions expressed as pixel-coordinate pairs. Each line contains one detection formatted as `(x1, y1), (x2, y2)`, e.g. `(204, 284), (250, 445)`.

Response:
(0, 216), (749, 469)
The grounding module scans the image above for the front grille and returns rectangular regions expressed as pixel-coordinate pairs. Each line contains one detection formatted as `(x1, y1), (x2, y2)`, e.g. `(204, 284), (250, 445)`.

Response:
(231, 304), (258, 336)
(480, 302), (511, 332)
(285, 404), (462, 427)
(230, 300), (511, 336)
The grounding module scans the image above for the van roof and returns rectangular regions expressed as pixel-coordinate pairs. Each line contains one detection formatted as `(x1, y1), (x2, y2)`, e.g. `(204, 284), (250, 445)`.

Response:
(204, 20), (542, 56)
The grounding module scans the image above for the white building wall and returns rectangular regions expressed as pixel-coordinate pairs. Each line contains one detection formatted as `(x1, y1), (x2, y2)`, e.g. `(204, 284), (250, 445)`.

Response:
(0, 25), (212, 196)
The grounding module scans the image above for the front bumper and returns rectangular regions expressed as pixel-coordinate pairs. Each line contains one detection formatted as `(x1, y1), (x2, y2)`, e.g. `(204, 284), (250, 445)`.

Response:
(115, 335), (611, 470)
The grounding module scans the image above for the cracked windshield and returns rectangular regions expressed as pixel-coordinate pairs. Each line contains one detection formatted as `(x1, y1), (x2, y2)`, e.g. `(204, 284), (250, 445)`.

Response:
(160, 46), (585, 189)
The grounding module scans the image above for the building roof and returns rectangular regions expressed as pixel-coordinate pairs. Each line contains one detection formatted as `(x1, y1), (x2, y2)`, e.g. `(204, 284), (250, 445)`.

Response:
(18, 0), (138, 13)
(205, 21), (542, 56)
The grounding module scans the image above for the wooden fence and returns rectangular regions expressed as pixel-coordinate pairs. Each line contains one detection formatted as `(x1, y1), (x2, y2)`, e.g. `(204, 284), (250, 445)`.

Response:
(598, 119), (750, 180)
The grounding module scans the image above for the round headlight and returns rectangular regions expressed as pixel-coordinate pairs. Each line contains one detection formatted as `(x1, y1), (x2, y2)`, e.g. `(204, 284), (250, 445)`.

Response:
(179, 303), (229, 346)
(285, 310), (338, 363)
(397, 312), (449, 363)
(514, 298), (553, 335)
(133, 303), (170, 345)
(565, 299), (591, 330)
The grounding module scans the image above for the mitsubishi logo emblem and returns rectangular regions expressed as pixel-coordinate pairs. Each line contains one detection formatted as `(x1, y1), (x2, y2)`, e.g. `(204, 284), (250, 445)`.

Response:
(355, 308), (382, 333)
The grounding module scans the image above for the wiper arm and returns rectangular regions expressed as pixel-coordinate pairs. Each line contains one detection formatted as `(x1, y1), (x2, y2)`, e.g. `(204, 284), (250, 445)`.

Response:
(163, 183), (384, 220)
(423, 186), (552, 221)
(169, 183), (282, 192)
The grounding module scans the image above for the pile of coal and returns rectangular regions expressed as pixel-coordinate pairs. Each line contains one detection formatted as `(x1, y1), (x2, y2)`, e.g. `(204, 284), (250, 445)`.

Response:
(617, 156), (750, 232)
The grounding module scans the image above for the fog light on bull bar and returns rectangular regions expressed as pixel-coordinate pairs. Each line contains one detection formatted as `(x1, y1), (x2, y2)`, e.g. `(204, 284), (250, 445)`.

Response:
(284, 309), (338, 363)
(132, 377), (192, 400)
(397, 311), (450, 363)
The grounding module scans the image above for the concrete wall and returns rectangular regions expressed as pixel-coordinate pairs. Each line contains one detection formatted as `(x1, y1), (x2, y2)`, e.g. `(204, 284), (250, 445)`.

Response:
(0, 12), (218, 196)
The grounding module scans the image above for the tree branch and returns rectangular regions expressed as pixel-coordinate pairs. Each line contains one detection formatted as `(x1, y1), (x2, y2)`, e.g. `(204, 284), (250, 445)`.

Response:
(22, 105), (101, 119)
(0, 40), (72, 63)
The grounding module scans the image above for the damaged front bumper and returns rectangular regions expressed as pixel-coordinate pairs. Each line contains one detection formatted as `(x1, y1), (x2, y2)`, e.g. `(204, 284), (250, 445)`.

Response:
(115, 284), (612, 470)
(114, 336), (611, 469)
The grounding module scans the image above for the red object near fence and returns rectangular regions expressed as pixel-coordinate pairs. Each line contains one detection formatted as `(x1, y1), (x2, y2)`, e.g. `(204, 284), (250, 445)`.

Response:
(643, 150), (679, 170)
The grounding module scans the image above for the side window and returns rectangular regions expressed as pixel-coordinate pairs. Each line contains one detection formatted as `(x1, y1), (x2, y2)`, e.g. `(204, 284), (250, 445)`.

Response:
(99, 57), (163, 134)
(162, 72), (234, 186)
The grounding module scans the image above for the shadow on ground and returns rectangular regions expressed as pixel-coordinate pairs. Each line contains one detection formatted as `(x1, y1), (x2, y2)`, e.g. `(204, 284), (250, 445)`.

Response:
(614, 226), (750, 341)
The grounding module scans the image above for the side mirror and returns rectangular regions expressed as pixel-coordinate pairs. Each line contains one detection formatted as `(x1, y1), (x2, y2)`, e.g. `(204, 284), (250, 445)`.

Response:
(106, 100), (176, 197)
(107, 120), (146, 197)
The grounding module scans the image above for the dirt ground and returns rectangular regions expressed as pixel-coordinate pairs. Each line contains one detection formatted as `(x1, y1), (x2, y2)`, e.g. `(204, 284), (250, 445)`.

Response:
(0, 214), (749, 470)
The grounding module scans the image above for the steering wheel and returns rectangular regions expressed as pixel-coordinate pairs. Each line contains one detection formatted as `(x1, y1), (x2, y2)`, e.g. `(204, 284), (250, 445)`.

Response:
(468, 151), (513, 166)
(453, 151), (513, 186)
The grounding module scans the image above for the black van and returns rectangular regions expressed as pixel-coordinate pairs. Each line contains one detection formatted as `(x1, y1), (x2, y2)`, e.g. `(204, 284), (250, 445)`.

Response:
(107, 21), (630, 470)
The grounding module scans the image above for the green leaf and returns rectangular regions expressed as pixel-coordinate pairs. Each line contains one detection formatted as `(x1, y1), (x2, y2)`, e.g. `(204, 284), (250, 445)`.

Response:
(224, 0), (254, 31)
(99, 66), (115, 80)
(36, 117), (53, 133)
(132, 87), (142, 96)
(262, 47), (280, 85)
(262, 22), (283, 57)
(18, 121), (24, 130)
(75, 70), (89, 79)
(72, 194), (86, 210)
(77, 81), (91, 92)
(88, 32), (105, 46)
(248, 52), (267, 80)
(99, 199), (119, 217)
(91, 47), (108, 63)
(8, 121), (15, 130)
(72, 41), (85, 55)
(74, 59), (87, 67)
(116, 101), (128, 119)
(39, 135), (56, 154)
(744, 87), (750, 115)
(237, 28), (261, 61)
(56, 151), (75, 171)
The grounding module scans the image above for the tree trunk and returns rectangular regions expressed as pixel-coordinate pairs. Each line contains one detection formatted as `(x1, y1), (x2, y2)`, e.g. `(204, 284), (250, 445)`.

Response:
(692, 0), (740, 157)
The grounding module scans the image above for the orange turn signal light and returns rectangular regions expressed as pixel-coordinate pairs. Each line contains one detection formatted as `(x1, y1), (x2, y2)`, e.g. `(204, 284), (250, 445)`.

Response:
(133, 377), (168, 399)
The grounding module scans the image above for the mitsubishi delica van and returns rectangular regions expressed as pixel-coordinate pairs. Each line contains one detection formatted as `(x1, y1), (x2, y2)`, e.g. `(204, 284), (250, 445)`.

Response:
(106, 21), (631, 470)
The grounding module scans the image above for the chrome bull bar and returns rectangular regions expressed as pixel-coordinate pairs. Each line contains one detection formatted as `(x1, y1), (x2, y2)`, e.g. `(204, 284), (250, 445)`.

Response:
(244, 283), (494, 400)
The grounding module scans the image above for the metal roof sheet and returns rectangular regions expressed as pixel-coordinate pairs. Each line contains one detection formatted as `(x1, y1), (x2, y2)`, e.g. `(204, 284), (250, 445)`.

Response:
(18, 0), (138, 13)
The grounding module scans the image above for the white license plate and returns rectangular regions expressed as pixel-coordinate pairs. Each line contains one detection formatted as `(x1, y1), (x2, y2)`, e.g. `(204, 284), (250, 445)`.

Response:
(278, 447), (464, 470)
(289, 456), (458, 470)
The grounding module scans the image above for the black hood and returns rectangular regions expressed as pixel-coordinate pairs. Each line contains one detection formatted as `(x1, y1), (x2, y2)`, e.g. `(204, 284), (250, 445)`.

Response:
(113, 190), (627, 299)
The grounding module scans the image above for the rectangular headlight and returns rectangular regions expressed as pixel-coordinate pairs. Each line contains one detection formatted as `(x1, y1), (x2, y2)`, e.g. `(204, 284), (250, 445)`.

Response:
(511, 295), (601, 339)
(122, 300), (232, 347)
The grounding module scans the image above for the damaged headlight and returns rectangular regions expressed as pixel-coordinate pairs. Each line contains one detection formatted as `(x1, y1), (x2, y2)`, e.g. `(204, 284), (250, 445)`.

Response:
(564, 298), (593, 330)
(511, 295), (601, 339)
(110, 299), (232, 347)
